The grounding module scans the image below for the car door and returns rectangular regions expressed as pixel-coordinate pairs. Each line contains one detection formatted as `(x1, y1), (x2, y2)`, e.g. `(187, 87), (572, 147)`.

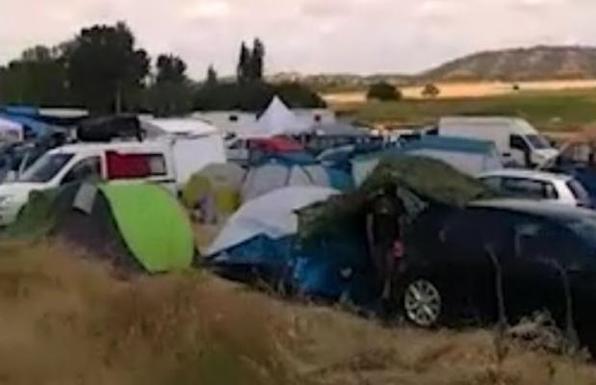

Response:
(438, 209), (496, 320)
(501, 217), (568, 324)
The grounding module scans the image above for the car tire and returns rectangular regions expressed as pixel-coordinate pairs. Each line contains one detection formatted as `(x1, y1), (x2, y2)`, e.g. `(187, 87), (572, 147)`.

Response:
(401, 277), (444, 328)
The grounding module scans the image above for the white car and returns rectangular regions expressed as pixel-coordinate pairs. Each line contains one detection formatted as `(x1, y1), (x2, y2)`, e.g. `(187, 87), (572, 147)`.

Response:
(0, 135), (226, 227)
(477, 169), (592, 208)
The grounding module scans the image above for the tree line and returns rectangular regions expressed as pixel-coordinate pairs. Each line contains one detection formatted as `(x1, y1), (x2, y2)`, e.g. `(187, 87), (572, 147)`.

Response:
(0, 22), (325, 116)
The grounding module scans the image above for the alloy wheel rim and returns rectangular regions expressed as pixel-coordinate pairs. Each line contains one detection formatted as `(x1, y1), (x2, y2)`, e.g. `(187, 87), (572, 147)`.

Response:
(404, 279), (442, 327)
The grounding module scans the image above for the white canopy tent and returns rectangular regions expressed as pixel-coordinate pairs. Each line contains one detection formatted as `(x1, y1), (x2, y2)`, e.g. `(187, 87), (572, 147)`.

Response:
(255, 96), (311, 137)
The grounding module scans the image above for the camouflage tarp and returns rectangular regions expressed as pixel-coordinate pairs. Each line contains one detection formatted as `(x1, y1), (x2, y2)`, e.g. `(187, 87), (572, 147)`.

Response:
(298, 155), (495, 240)
(4, 183), (80, 240)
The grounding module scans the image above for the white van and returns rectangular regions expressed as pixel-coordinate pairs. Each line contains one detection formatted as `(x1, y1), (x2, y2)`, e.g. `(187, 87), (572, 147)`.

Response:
(437, 117), (559, 167)
(0, 134), (226, 226)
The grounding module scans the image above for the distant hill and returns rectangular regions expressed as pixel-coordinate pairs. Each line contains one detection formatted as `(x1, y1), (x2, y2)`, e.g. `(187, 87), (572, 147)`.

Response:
(269, 46), (596, 90)
(419, 46), (596, 82)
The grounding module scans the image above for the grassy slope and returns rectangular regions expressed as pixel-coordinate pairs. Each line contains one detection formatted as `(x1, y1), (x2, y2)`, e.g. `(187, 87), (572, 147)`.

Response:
(335, 89), (596, 132)
(3, 241), (596, 384)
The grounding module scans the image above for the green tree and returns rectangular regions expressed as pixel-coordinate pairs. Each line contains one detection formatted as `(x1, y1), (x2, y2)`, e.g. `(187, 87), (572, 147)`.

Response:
(0, 45), (70, 106)
(237, 42), (251, 83)
(66, 22), (150, 113)
(156, 54), (186, 83)
(421, 83), (440, 98)
(206, 65), (218, 87)
(193, 81), (325, 111)
(250, 38), (265, 81)
(367, 81), (401, 101)
(148, 54), (192, 117)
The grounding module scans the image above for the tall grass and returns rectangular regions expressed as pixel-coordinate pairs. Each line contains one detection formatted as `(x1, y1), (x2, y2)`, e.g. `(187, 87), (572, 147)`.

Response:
(3, 241), (596, 385)
(0, 241), (295, 385)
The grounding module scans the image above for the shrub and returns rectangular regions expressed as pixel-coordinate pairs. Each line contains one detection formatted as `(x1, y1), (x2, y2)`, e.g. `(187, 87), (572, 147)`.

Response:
(422, 83), (441, 98)
(367, 82), (401, 101)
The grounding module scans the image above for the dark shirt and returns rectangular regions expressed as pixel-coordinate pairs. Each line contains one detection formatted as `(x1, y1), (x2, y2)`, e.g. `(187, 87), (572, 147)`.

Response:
(370, 194), (403, 244)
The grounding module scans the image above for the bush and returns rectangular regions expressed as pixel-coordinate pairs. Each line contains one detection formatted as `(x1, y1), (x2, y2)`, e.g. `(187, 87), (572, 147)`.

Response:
(421, 83), (440, 98)
(366, 82), (401, 101)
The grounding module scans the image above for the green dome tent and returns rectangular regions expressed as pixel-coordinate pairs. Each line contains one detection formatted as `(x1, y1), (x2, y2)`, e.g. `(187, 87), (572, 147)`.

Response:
(7, 182), (195, 273)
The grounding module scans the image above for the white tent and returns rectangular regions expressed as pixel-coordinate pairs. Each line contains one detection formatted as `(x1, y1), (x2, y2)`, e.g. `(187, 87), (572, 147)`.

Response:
(207, 186), (338, 256)
(256, 96), (310, 137)
(241, 162), (332, 202)
(0, 117), (24, 142)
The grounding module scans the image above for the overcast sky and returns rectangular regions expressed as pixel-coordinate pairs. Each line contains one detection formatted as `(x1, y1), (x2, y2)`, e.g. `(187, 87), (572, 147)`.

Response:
(0, 0), (593, 78)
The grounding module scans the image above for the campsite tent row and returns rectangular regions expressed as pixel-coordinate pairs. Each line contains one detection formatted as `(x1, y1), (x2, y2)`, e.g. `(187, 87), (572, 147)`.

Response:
(205, 156), (494, 305)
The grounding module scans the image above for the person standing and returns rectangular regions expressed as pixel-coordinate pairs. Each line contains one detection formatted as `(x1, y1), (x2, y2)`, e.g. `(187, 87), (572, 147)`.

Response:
(366, 183), (406, 311)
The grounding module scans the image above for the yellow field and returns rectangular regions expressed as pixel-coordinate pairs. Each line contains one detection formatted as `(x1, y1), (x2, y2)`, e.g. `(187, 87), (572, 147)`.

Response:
(323, 79), (596, 104)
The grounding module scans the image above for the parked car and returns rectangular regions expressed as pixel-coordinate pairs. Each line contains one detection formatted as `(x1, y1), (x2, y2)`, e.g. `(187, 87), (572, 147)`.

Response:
(395, 199), (596, 351)
(0, 135), (226, 226)
(477, 169), (592, 208)
(436, 116), (559, 167)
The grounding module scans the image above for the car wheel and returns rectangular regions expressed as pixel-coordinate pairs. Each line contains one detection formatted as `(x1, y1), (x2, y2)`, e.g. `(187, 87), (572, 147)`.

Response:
(402, 278), (443, 328)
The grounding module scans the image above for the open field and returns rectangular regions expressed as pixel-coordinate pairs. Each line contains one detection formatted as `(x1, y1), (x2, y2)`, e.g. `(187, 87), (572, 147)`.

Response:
(4, 240), (596, 385)
(324, 79), (596, 103)
(329, 87), (596, 133)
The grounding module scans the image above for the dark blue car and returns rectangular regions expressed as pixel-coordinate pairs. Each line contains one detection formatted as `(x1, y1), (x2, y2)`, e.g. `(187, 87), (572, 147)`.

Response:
(395, 199), (596, 352)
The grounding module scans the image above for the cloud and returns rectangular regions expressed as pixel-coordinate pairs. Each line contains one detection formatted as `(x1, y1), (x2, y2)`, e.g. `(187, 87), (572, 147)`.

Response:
(0, 0), (595, 77)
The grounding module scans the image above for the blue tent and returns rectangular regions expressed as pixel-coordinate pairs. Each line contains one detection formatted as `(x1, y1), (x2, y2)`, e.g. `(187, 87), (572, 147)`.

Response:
(0, 113), (54, 138)
(207, 185), (378, 305)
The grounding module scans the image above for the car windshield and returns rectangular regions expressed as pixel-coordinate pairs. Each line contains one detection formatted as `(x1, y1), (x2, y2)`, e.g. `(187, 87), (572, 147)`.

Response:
(19, 153), (74, 183)
(526, 134), (552, 150)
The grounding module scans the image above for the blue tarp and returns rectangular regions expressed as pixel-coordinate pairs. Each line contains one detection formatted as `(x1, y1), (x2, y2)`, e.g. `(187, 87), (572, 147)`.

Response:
(400, 135), (496, 154)
(0, 113), (52, 137)
(210, 233), (378, 306)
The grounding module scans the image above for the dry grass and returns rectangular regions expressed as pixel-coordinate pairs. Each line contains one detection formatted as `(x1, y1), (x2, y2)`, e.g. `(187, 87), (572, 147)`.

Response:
(0, 241), (293, 385)
(2, 240), (596, 384)
(323, 79), (596, 103)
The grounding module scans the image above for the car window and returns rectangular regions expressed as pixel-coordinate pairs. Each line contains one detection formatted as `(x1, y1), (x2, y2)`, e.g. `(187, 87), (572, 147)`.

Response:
(106, 152), (167, 180)
(20, 153), (74, 183)
(567, 179), (591, 206)
(526, 134), (551, 150)
(501, 177), (558, 200)
(61, 156), (102, 185)
(510, 135), (529, 151)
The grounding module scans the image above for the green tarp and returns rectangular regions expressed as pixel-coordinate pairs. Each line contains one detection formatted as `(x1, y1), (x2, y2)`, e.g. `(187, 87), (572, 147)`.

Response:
(299, 156), (495, 240)
(99, 183), (194, 273)
(5, 184), (78, 239)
